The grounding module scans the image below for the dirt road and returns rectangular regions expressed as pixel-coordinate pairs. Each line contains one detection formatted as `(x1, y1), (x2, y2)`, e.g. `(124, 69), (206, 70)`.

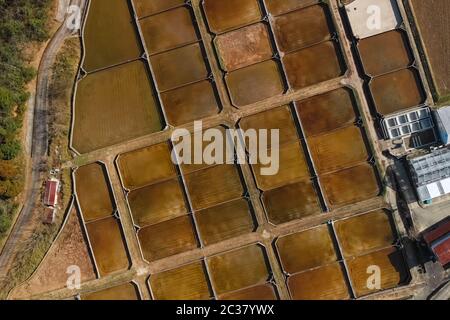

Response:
(0, 0), (85, 279)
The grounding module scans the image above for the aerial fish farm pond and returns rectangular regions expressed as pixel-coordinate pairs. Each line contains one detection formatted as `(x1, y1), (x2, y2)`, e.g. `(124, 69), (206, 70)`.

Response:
(20, 0), (418, 301)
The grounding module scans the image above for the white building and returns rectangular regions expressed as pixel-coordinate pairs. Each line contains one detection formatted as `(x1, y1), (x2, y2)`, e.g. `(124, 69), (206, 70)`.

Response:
(408, 148), (450, 203)
(433, 106), (450, 145)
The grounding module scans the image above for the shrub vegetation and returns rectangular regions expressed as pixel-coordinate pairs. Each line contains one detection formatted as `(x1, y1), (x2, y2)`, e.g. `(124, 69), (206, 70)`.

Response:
(0, 0), (51, 238)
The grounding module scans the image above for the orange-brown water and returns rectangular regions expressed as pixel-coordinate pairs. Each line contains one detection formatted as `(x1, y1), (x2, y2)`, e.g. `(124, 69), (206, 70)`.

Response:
(226, 60), (285, 106)
(346, 247), (409, 297)
(203, 0), (262, 34)
(273, 5), (332, 53)
(283, 41), (344, 89)
(334, 209), (396, 258)
(308, 125), (368, 174)
(207, 245), (270, 295)
(263, 180), (321, 225)
(85, 217), (130, 276)
(358, 30), (413, 77)
(150, 261), (212, 300)
(295, 88), (356, 137)
(320, 164), (380, 208)
(82, 283), (140, 300)
(195, 199), (255, 246)
(75, 163), (114, 222)
(72, 61), (163, 153)
(370, 68), (425, 115)
(288, 263), (350, 300)
(276, 225), (337, 274)
(138, 215), (198, 262)
(117, 142), (177, 190)
(139, 7), (198, 55)
(128, 178), (188, 227)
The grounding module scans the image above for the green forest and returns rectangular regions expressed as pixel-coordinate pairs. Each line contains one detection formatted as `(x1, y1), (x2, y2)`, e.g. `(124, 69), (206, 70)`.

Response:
(0, 0), (51, 237)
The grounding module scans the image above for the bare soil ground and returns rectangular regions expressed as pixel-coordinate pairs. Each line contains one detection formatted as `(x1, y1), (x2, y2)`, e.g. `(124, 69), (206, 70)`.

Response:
(214, 23), (273, 71)
(10, 207), (96, 299)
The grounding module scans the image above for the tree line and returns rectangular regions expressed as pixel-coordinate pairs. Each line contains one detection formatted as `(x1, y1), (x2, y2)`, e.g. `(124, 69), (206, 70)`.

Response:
(0, 0), (51, 236)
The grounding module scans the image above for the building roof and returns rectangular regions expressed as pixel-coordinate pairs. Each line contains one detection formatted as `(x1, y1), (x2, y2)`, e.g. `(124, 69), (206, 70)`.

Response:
(435, 106), (450, 132)
(382, 107), (433, 139)
(345, 0), (402, 39)
(431, 234), (450, 266)
(44, 179), (59, 207)
(409, 148), (450, 201)
(409, 148), (450, 186)
(423, 218), (450, 266)
(43, 207), (56, 225)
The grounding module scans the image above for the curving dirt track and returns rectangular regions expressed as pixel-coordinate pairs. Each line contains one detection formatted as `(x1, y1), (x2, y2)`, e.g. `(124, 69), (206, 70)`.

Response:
(0, 0), (85, 281)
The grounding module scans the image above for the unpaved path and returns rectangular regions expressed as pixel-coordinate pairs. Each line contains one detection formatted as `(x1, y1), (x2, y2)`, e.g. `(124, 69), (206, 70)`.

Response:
(0, 0), (85, 279)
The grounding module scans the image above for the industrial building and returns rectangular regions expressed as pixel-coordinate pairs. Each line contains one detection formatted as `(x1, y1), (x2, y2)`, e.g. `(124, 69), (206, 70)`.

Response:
(423, 217), (450, 268)
(382, 107), (434, 140)
(408, 148), (450, 203)
(433, 106), (450, 145)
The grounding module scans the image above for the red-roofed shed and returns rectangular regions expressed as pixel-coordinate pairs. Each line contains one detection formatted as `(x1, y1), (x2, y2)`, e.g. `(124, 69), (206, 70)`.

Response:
(423, 218), (450, 267)
(44, 179), (59, 207)
(43, 207), (56, 224)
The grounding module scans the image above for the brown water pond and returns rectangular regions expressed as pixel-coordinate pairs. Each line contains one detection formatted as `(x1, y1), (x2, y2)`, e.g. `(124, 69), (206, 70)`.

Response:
(85, 216), (130, 276)
(133, 0), (185, 18)
(150, 261), (211, 300)
(252, 141), (310, 191)
(75, 162), (114, 222)
(276, 225), (337, 274)
(203, 0), (262, 34)
(283, 41), (344, 89)
(295, 88), (357, 137)
(184, 164), (244, 211)
(207, 245), (271, 295)
(226, 60), (285, 106)
(320, 163), (380, 208)
(117, 142), (177, 190)
(150, 43), (209, 92)
(195, 198), (255, 246)
(72, 61), (163, 153)
(308, 125), (368, 174)
(161, 80), (220, 126)
(265, 0), (319, 16)
(138, 215), (198, 262)
(358, 30), (413, 77)
(288, 263), (350, 300)
(82, 282), (139, 300)
(219, 284), (278, 300)
(346, 247), (409, 297)
(273, 4), (332, 53)
(83, 0), (141, 72)
(370, 68), (425, 115)
(139, 6), (198, 55)
(263, 179), (321, 225)
(239, 105), (299, 148)
(334, 209), (396, 258)
(128, 178), (188, 227)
